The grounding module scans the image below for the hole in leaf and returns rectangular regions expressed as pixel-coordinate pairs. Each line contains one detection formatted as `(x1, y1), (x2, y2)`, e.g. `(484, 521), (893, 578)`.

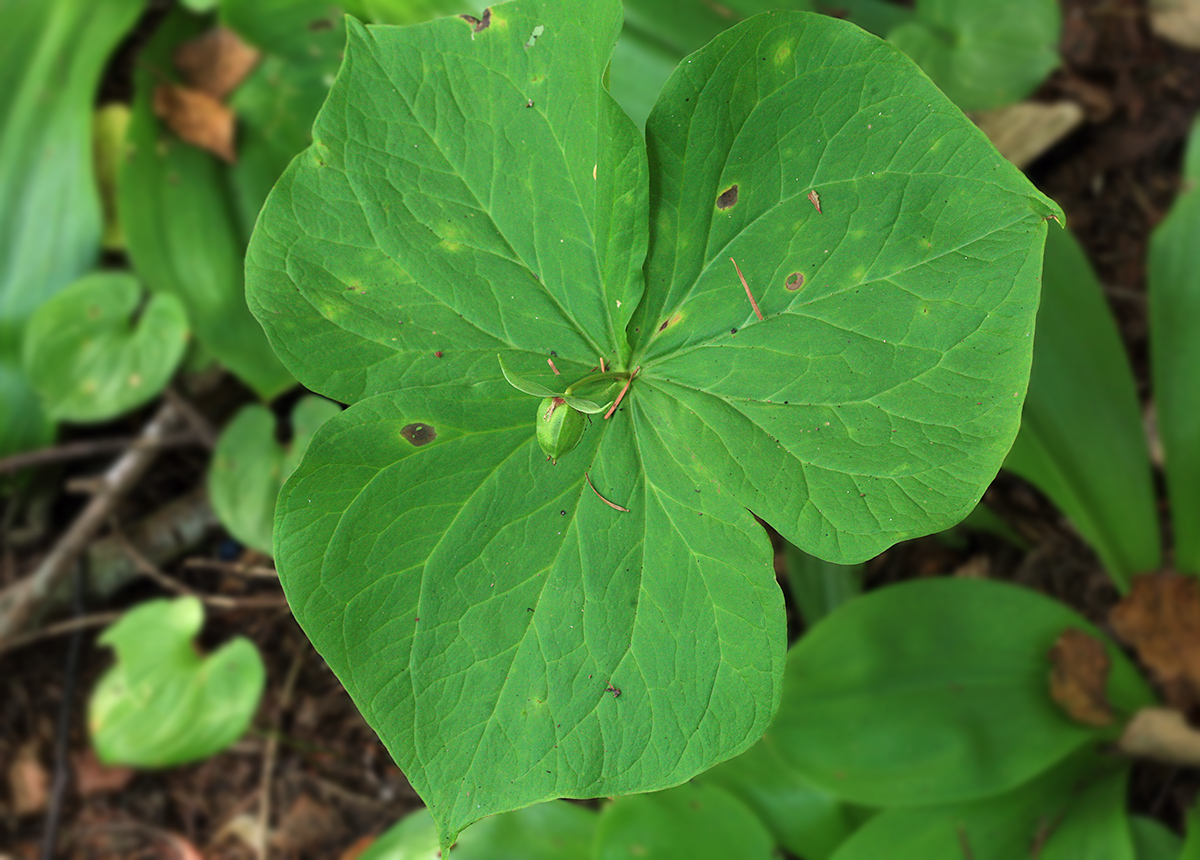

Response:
(401, 423), (437, 446)
(785, 272), (805, 291)
(716, 184), (739, 210)
(526, 24), (545, 48)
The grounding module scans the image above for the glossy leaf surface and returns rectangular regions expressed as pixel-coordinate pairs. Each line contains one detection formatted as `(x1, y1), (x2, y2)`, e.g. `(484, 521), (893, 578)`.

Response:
(247, 1), (1059, 845)
(774, 578), (1153, 806)
(1149, 116), (1200, 575)
(88, 596), (265, 767)
(23, 273), (188, 423)
(1005, 227), (1161, 588)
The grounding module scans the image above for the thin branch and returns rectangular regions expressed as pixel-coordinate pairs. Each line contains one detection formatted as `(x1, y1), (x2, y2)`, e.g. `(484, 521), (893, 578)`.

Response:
(730, 257), (764, 321)
(0, 432), (199, 475)
(163, 387), (218, 449)
(183, 558), (279, 580)
(0, 402), (183, 644)
(256, 646), (305, 860)
(0, 612), (122, 655)
(584, 472), (629, 512)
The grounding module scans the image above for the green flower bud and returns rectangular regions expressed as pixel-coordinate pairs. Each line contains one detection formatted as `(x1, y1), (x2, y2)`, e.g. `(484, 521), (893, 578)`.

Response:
(537, 396), (586, 464)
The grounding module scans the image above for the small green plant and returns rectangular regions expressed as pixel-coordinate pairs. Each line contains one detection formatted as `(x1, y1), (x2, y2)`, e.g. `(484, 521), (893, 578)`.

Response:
(88, 596), (265, 768)
(247, 0), (1060, 847)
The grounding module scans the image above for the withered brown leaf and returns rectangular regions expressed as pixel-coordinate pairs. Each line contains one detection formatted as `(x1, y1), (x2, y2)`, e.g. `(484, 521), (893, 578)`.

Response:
(1048, 628), (1115, 728)
(173, 26), (260, 100)
(1110, 573), (1200, 712)
(152, 84), (237, 164)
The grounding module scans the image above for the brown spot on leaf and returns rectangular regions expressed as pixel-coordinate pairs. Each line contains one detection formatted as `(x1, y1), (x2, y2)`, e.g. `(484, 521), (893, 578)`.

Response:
(716, 184), (739, 210)
(153, 84), (237, 163)
(785, 272), (805, 291)
(460, 8), (491, 32)
(400, 423), (437, 446)
(1048, 628), (1114, 727)
(172, 27), (260, 100)
(1111, 573), (1200, 711)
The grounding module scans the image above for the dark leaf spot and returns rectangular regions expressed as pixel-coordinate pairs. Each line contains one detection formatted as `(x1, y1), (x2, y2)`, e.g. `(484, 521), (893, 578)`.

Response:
(730, 328), (737, 335)
(658, 320), (669, 332)
(434, 351), (443, 358)
(463, 7), (492, 31)
(716, 184), (739, 210)
(401, 423), (437, 446)
(785, 272), (804, 291)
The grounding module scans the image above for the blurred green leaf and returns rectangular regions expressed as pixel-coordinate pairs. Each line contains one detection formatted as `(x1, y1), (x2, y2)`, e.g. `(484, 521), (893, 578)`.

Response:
(1005, 227), (1161, 589)
(829, 758), (1130, 860)
(595, 782), (774, 860)
(89, 596), (265, 767)
(0, 0), (145, 456)
(22, 272), (188, 423)
(1129, 816), (1182, 860)
(221, 0), (341, 60)
(774, 578), (1155, 806)
(181, 0), (220, 12)
(357, 808), (441, 860)
(1149, 115), (1200, 576)
(888, 0), (1060, 112)
(208, 396), (341, 554)
(95, 105), (132, 251)
(702, 731), (863, 860)
(118, 11), (293, 400)
(783, 542), (862, 627)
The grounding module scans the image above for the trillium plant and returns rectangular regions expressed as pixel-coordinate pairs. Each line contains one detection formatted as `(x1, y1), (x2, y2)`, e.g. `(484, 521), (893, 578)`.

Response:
(246, 0), (1060, 849)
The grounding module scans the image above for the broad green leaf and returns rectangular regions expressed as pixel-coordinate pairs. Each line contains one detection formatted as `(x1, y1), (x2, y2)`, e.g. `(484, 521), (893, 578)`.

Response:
(782, 542), (862, 626)
(349, 0), (483, 26)
(887, 0), (1060, 112)
(221, 0), (341, 59)
(181, 0), (219, 11)
(1130, 817), (1182, 860)
(701, 730), (863, 860)
(829, 757), (1130, 860)
(773, 578), (1154, 806)
(1005, 227), (1161, 588)
(622, 0), (814, 58)
(1149, 116), (1200, 576)
(360, 802), (595, 860)
(595, 782), (774, 860)
(118, 12), (293, 400)
(208, 396), (341, 554)
(247, 1), (1060, 846)
(0, 0), (144, 455)
(88, 596), (265, 767)
(22, 273), (189, 423)
(226, 24), (346, 238)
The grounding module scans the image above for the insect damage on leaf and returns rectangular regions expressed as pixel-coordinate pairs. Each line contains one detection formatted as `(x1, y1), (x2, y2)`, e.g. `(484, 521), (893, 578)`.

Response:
(460, 8), (492, 32)
(785, 272), (805, 291)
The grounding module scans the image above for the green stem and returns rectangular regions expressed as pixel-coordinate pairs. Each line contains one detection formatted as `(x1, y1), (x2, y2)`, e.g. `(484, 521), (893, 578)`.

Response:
(564, 371), (628, 397)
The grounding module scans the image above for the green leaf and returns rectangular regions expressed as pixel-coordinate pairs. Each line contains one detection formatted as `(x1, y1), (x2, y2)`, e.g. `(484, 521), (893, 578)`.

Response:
(1129, 817), (1182, 860)
(782, 542), (862, 627)
(499, 356), (561, 398)
(829, 757), (1130, 860)
(595, 781), (775, 860)
(118, 11), (293, 400)
(814, 0), (913, 38)
(887, 0), (1060, 112)
(22, 272), (189, 423)
(1182, 796), (1200, 860)
(773, 578), (1154, 806)
(0, 0), (144, 455)
(247, 1), (1060, 846)
(360, 802), (596, 860)
(1005, 227), (1161, 588)
(88, 596), (265, 767)
(208, 396), (341, 554)
(221, 0), (341, 59)
(181, 0), (219, 12)
(1149, 116), (1200, 576)
(701, 731), (863, 860)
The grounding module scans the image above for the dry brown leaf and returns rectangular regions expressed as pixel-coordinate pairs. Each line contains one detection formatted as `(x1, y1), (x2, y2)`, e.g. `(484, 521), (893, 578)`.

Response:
(1119, 707), (1200, 766)
(173, 26), (260, 100)
(71, 746), (134, 797)
(1048, 628), (1114, 727)
(270, 793), (342, 854)
(973, 101), (1085, 169)
(152, 84), (237, 164)
(1150, 0), (1200, 50)
(338, 834), (377, 860)
(1110, 573), (1200, 711)
(8, 742), (48, 817)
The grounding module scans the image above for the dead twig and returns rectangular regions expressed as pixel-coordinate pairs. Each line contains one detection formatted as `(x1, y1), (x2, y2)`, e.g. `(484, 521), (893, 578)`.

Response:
(256, 645), (306, 860)
(0, 612), (122, 655)
(163, 387), (218, 450)
(183, 558), (279, 580)
(0, 401), (183, 644)
(0, 432), (200, 475)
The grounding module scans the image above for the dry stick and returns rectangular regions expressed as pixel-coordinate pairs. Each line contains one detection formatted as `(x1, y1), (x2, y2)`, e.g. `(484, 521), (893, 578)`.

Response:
(0, 612), (123, 654)
(163, 387), (218, 450)
(584, 472), (629, 513)
(183, 558), (279, 580)
(547, 357), (561, 375)
(729, 257), (764, 321)
(256, 646), (306, 860)
(0, 432), (199, 475)
(0, 402), (182, 644)
(603, 367), (639, 420)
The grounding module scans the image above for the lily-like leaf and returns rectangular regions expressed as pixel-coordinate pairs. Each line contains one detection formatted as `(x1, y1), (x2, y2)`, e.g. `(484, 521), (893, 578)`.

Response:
(247, 0), (1060, 847)
(499, 355), (561, 398)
